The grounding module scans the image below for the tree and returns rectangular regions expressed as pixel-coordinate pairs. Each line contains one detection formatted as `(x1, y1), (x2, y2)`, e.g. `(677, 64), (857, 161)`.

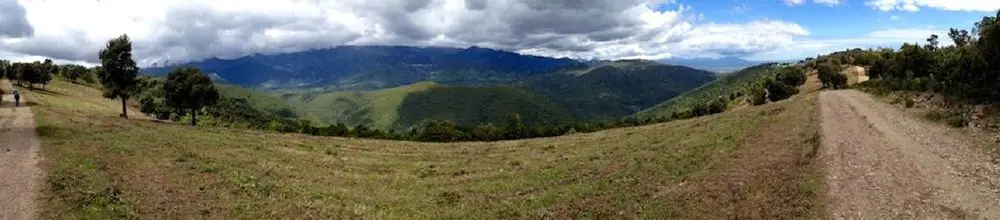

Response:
(746, 83), (767, 106)
(0, 60), (9, 80)
(949, 28), (973, 47)
(98, 34), (140, 118)
(472, 123), (501, 141)
(764, 78), (797, 102)
(83, 66), (101, 84)
(925, 34), (940, 51)
(19, 62), (41, 89)
(60, 64), (88, 82)
(504, 113), (526, 139)
(163, 67), (220, 126)
(817, 62), (847, 89)
(775, 67), (806, 86)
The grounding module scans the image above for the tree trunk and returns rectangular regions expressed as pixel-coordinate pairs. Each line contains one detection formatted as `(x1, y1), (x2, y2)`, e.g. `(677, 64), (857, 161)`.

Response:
(120, 98), (128, 119)
(191, 109), (197, 126)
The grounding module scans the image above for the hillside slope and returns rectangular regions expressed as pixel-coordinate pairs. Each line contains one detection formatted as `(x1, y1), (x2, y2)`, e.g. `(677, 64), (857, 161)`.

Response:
(635, 63), (778, 119)
(25, 77), (824, 219)
(524, 60), (717, 119)
(215, 84), (301, 118)
(280, 82), (573, 129)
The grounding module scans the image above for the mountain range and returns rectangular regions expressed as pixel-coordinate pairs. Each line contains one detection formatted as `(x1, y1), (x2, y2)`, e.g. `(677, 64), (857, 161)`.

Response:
(658, 57), (762, 73)
(143, 46), (718, 129)
(143, 46), (582, 91)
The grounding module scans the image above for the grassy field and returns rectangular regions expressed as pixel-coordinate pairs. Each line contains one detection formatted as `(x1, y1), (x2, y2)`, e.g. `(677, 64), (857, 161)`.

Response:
(27, 78), (824, 219)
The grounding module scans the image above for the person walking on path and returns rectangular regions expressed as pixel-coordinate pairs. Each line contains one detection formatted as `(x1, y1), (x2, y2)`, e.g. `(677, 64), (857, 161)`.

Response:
(13, 89), (20, 107)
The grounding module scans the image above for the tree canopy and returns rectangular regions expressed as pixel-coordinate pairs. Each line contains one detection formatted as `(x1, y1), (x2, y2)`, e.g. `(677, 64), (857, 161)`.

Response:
(98, 34), (139, 118)
(164, 67), (220, 126)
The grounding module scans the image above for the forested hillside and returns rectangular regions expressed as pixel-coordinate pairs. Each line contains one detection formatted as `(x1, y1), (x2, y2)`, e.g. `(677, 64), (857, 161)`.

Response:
(635, 63), (781, 119)
(523, 60), (716, 120)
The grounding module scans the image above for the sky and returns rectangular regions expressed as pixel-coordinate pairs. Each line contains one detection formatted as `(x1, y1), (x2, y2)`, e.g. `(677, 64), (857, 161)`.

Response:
(0, 0), (998, 67)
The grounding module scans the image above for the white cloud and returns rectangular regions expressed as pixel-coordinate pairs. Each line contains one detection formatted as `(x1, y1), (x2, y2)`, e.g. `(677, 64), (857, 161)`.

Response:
(783, 0), (807, 6)
(0, 0), (814, 66)
(867, 0), (1000, 12)
(814, 0), (842, 6)
(783, 0), (842, 7)
(746, 28), (951, 60)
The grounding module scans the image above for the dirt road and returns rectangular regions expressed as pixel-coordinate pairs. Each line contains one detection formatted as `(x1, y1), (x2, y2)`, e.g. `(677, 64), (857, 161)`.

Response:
(0, 81), (41, 220)
(820, 90), (1000, 219)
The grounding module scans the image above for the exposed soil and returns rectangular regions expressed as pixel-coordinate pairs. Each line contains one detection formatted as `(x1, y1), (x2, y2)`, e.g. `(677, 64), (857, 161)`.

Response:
(820, 90), (1000, 219)
(0, 81), (42, 220)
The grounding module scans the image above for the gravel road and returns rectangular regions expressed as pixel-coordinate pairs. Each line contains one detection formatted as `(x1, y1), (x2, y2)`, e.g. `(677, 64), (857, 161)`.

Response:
(0, 81), (41, 220)
(820, 90), (1000, 219)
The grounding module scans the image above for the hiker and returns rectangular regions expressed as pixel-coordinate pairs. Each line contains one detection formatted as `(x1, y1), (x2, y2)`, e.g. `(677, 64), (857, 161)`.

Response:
(13, 89), (20, 107)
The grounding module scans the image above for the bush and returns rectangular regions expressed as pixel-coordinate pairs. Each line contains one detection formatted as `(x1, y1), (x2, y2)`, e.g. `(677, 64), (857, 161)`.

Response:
(946, 115), (968, 127)
(924, 110), (947, 121)
(746, 84), (767, 106)
(775, 67), (807, 86)
(764, 79), (798, 102)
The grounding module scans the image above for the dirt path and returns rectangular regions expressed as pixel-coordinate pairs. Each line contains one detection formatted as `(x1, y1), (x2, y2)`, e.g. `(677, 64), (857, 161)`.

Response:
(0, 80), (42, 220)
(820, 90), (1000, 219)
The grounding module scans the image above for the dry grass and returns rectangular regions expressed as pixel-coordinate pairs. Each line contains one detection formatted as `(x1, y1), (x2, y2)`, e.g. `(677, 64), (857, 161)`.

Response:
(27, 78), (824, 219)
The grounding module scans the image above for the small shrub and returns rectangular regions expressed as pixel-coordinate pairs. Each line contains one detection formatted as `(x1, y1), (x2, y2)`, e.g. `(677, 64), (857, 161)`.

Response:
(434, 191), (462, 205)
(946, 116), (968, 128)
(924, 110), (947, 121)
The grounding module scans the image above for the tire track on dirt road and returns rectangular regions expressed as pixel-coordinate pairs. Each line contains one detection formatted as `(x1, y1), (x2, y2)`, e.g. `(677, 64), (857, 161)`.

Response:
(820, 90), (1000, 219)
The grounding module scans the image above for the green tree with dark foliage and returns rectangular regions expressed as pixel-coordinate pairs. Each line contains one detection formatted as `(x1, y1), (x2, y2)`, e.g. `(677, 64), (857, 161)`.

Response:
(59, 64), (88, 83)
(164, 67), (220, 126)
(775, 67), (806, 87)
(504, 113), (526, 139)
(98, 34), (140, 118)
(817, 62), (847, 89)
(764, 78), (798, 102)
(745, 83), (768, 106)
(38, 59), (54, 89)
(0, 60), (9, 80)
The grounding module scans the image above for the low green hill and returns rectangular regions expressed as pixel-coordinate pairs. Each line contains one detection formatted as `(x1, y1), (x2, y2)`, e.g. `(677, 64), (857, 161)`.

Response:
(215, 84), (301, 118)
(279, 82), (572, 130)
(523, 60), (717, 120)
(635, 63), (779, 119)
(394, 86), (573, 128)
(279, 82), (439, 129)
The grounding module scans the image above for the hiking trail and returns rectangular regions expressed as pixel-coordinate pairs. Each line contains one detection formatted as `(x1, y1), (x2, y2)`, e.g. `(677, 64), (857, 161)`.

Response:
(820, 90), (1000, 219)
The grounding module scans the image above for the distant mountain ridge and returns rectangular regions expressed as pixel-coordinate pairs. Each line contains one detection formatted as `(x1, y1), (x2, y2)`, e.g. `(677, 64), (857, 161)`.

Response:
(658, 57), (762, 73)
(142, 46), (583, 91)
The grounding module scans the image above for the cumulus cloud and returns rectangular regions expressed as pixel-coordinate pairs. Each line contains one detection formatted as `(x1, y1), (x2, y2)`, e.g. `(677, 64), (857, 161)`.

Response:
(746, 28), (951, 60)
(0, 0), (815, 66)
(0, 0), (33, 38)
(867, 0), (1000, 12)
